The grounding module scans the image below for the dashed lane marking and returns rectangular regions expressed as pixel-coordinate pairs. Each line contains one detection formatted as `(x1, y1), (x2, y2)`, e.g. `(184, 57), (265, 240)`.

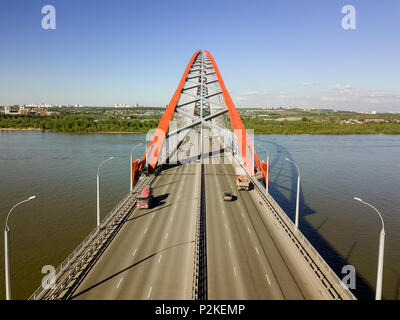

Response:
(265, 273), (271, 285)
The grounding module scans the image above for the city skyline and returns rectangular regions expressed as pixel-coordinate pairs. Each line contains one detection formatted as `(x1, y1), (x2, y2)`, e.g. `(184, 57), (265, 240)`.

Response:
(0, 0), (399, 111)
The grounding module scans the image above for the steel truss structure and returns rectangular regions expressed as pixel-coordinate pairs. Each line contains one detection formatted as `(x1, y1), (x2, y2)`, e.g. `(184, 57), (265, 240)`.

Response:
(132, 50), (266, 187)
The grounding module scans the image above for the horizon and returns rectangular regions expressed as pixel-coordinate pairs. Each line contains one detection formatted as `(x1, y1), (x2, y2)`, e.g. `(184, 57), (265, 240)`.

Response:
(0, 1), (399, 112)
(3, 104), (399, 115)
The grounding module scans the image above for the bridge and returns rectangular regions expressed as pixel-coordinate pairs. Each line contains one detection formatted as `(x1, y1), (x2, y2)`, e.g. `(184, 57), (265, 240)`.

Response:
(30, 50), (356, 300)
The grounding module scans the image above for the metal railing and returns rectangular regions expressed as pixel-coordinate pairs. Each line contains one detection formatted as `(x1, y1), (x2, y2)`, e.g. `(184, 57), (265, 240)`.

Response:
(229, 145), (356, 300)
(29, 168), (162, 300)
(192, 163), (202, 299)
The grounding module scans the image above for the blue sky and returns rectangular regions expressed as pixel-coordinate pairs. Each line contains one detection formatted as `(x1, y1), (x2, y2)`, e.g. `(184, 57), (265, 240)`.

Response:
(0, 0), (399, 111)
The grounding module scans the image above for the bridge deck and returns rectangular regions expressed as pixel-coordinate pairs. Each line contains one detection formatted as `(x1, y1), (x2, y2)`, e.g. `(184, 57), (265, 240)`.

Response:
(71, 164), (199, 299)
(68, 162), (338, 300)
(205, 164), (334, 299)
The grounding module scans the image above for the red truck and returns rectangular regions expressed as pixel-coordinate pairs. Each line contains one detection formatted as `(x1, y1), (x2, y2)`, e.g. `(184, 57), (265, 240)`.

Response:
(235, 176), (250, 191)
(137, 186), (153, 209)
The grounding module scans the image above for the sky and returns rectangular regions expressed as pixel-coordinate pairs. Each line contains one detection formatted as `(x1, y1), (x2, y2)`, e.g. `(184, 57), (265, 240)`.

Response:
(0, 0), (399, 112)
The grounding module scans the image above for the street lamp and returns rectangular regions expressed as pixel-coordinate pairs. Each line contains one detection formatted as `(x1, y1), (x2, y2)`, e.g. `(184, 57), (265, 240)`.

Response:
(354, 197), (385, 300)
(4, 195), (36, 300)
(256, 143), (270, 194)
(130, 143), (143, 192)
(285, 157), (300, 229)
(97, 157), (114, 227)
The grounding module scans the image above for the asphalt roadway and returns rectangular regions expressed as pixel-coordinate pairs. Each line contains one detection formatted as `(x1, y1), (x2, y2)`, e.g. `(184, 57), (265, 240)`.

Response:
(71, 163), (336, 299)
(71, 164), (199, 299)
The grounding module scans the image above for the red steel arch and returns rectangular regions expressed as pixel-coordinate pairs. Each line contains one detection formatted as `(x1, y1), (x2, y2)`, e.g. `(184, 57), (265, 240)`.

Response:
(140, 50), (201, 171)
(204, 50), (262, 175)
(136, 49), (264, 181)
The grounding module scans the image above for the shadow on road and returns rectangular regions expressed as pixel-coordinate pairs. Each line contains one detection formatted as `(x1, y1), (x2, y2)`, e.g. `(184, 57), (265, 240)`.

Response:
(256, 137), (374, 300)
(70, 240), (195, 299)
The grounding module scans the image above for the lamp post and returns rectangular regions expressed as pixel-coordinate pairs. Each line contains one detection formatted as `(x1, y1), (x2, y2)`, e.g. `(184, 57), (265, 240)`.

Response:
(145, 144), (149, 175)
(285, 157), (300, 229)
(130, 143), (143, 192)
(4, 195), (36, 300)
(354, 197), (385, 300)
(256, 143), (270, 194)
(97, 157), (114, 227)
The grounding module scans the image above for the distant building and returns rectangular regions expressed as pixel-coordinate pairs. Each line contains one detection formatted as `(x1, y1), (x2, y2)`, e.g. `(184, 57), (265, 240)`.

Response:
(4, 106), (19, 115)
(114, 103), (142, 108)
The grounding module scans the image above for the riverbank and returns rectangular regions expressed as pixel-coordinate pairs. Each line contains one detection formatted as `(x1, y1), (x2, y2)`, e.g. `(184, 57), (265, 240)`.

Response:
(1, 125), (400, 135)
(0, 128), (42, 131)
(2, 111), (400, 135)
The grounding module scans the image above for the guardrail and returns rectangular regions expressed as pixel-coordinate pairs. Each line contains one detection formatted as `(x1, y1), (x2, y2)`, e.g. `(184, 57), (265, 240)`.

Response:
(253, 179), (357, 300)
(231, 153), (356, 300)
(211, 133), (356, 299)
(192, 163), (201, 300)
(29, 168), (162, 300)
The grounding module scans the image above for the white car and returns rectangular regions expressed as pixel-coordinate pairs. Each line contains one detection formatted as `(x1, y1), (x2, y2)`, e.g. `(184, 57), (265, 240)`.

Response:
(223, 192), (233, 201)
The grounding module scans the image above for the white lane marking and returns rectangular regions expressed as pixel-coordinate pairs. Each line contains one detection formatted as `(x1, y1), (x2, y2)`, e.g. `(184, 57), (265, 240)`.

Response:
(225, 223), (228, 229)
(147, 286), (152, 299)
(165, 232), (169, 240)
(144, 227), (147, 234)
(255, 247), (260, 255)
(233, 266), (237, 277)
(242, 213), (245, 218)
(170, 216), (174, 222)
(247, 227), (251, 234)
(132, 248), (137, 257)
(158, 255), (162, 263)
(116, 278), (123, 288)
(265, 273), (271, 285)
(228, 241), (232, 249)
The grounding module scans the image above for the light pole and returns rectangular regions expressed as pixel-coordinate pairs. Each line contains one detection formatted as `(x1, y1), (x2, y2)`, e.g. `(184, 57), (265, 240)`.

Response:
(354, 197), (385, 300)
(285, 157), (300, 229)
(145, 144), (149, 175)
(130, 143), (143, 192)
(4, 195), (36, 300)
(97, 157), (114, 227)
(256, 143), (270, 194)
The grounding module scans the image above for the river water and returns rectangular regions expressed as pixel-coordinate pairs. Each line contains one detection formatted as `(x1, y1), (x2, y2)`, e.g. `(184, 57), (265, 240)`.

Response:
(0, 131), (399, 299)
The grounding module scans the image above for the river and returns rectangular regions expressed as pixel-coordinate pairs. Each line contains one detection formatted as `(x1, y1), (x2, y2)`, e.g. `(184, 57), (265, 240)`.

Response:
(0, 131), (399, 299)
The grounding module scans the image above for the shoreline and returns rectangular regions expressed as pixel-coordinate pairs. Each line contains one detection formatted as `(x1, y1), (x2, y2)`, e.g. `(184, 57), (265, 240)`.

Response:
(1, 128), (399, 135)
(0, 128), (42, 131)
(0, 128), (145, 134)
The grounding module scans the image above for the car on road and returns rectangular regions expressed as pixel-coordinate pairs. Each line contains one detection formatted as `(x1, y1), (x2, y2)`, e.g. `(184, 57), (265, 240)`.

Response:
(223, 192), (233, 201)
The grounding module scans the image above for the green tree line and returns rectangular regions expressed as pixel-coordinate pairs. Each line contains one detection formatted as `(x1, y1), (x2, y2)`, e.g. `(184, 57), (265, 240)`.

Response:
(2, 113), (400, 134)
(0, 114), (158, 133)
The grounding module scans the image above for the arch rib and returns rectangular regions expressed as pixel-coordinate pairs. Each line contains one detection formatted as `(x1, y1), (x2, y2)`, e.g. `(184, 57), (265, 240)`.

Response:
(204, 50), (262, 176)
(141, 50), (201, 171)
